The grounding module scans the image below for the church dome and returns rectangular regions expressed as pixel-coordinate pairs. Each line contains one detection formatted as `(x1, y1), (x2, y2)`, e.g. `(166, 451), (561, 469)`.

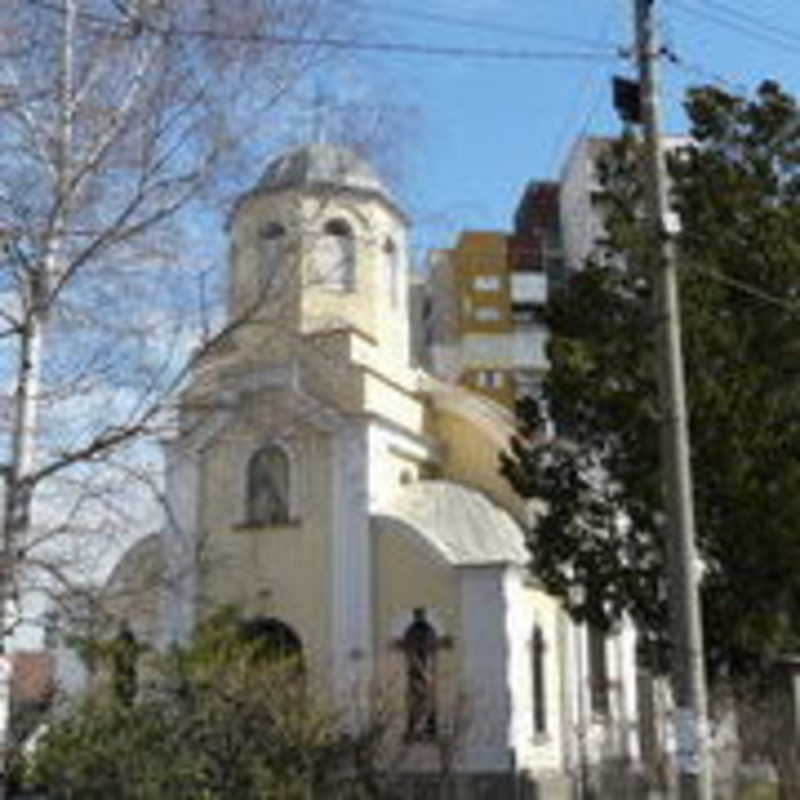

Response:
(257, 143), (387, 197)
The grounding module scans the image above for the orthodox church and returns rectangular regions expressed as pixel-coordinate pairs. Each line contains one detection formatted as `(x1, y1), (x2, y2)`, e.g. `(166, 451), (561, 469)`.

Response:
(107, 143), (647, 797)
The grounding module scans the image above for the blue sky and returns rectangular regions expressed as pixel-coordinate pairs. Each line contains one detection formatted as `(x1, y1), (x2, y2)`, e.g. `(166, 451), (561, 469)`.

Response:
(336, 0), (800, 265)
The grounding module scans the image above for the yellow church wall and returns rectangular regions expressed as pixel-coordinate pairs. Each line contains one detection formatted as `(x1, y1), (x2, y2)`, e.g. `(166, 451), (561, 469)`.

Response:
(432, 408), (526, 521)
(298, 195), (377, 338)
(227, 193), (304, 337)
(229, 180), (412, 381)
(372, 525), (461, 701)
(195, 422), (335, 684)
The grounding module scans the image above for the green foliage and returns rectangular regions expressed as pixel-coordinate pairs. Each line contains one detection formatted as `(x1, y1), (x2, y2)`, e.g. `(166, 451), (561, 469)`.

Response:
(28, 607), (398, 799)
(501, 81), (800, 679)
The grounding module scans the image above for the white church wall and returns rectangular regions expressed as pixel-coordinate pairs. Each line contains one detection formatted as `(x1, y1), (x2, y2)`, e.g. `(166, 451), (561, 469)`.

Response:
(367, 422), (433, 511)
(614, 620), (641, 765)
(330, 419), (372, 701)
(458, 565), (514, 772)
(504, 570), (567, 778)
(565, 617), (641, 780)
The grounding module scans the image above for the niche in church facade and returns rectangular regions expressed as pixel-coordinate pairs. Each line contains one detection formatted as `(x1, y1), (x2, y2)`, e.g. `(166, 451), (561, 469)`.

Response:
(245, 444), (291, 526)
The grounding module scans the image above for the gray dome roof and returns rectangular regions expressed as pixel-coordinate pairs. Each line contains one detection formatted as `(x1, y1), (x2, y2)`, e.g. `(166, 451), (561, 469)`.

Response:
(258, 143), (387, 196)
(373, 481), (529, 567)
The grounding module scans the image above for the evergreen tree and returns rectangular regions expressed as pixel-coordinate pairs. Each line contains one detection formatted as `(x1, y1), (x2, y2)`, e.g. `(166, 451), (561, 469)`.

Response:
(501, 81), (800, 678)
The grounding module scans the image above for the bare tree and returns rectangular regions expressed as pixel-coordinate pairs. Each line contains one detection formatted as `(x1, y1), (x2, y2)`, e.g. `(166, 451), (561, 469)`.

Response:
(0, 0), (378, 792)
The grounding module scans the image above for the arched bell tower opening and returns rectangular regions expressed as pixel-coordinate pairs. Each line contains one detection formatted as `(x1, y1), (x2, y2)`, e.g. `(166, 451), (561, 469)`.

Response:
(317, 217), (356, 290)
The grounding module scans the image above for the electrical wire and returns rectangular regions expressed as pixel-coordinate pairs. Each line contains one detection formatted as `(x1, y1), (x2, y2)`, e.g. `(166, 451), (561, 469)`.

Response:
(23, 0), (620, 62)
(700, 0), (800, 47)
(177, 39), (617, 62)
(669, 0), (800, 56)
(661, 47), (748, 95)
(688, 263), (800, 318)
(545, 4), (622, 178)
(332, 0), (617, 51)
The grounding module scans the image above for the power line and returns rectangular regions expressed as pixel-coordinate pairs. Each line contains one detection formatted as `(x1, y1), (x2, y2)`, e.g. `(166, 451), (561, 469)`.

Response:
(670, 0), (800, 55)
(661, 47), (748, 94)
(701, 0), (800, 47)
(167, 35), (618, 61)
(335, 0), (617, 51)
(690, 264), (800, 318)
(23, 0), (619, 62)
(546, 3), (621, 178)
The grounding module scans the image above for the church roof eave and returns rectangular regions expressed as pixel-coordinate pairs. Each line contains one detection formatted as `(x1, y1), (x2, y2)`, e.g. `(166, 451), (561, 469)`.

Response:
(416, 371), (515, 451)
(372, 480), (529, 568)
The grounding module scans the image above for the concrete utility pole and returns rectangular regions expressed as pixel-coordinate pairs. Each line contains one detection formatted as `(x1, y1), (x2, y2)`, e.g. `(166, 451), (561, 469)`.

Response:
(632, 1), (713, 798)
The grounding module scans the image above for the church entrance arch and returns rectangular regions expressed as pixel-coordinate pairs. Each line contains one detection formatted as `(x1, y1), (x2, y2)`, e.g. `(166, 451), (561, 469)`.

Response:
(238, 616), (303, 665)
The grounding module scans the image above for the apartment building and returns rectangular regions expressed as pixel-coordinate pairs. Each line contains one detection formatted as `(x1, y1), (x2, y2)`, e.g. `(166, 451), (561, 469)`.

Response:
(425, 229), (550, 409)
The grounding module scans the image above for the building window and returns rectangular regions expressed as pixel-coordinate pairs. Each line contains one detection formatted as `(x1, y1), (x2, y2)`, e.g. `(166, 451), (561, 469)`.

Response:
(246, 445), (290, 525)
(476, 370), (504, 389)
(473, 274), (501, 291)
(317, 217), (355, 290)
(532, 624), (547, 735)
(385, 237), (398, 307)
(588, 625), (609, 715)
(474, 305), (501, 322)
(511, 302), (546, 325)
(402, 608), (438, 740)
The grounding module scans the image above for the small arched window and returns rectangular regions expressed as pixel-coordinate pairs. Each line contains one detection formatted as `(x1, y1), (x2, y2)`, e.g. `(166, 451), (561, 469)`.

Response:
(259, 222), (286, 292)
(402, 608), (438, 740)
(317, 217), (355, 290)
(246, 445), (290, 525)
(531, 624), (547, 735)
(384, 237), (399, 307)
(260, 222), (285, 240)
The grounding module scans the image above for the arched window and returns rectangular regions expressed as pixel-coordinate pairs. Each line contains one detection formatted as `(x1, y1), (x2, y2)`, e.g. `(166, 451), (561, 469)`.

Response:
(260, 222), (285, 240)
(384, 237), (399, 307)
(402, 608), (438, 740)
(238, 616), (303, 665)
(531, 624), (547, 735)
(588, 624), (609, 715)
(317, 217), (355, 290)
(259, 222), (286, 292)
(246, 445), (290, 525)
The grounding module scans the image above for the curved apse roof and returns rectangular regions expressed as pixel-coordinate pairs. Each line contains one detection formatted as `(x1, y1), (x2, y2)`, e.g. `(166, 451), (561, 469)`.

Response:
(258, 143), (387, 196)
(373, 480), (528, 567)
